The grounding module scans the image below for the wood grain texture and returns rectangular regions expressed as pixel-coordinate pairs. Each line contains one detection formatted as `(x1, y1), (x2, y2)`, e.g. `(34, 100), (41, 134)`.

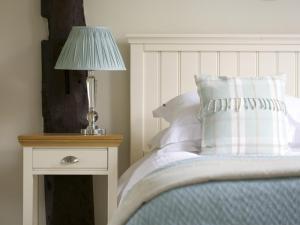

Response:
(41, 1), (94, 225)
(18, 134), (123, 147)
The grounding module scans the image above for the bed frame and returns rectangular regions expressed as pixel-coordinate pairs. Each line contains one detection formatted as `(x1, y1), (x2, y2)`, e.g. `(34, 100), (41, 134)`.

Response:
(128, 34), (300, 164)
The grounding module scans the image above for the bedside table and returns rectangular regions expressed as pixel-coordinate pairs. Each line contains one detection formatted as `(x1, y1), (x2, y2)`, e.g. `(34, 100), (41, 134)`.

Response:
(18, 133), (123, 225)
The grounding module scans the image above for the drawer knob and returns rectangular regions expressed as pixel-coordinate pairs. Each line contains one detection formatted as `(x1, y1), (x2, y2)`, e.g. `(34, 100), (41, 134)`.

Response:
(61, 156), (79, 165)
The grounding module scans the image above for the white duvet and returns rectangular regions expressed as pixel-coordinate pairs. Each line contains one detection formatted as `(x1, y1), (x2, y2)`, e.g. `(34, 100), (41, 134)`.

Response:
(113, 150), (300, 225)
(118, 145), (300, 204)
(118, 150), (199, 203)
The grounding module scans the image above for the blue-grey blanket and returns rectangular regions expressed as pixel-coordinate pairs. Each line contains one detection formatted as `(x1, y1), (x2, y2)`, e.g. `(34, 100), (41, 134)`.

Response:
(126, 177), (300, 225)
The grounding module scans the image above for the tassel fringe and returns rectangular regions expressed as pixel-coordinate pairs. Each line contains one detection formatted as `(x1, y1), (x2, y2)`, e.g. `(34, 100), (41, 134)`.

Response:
(205, 98), (286, 114)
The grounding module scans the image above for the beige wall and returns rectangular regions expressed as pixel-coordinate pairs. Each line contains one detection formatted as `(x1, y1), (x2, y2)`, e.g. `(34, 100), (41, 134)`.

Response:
(0, 0), (47, 224)
(1, 0), (300, 224)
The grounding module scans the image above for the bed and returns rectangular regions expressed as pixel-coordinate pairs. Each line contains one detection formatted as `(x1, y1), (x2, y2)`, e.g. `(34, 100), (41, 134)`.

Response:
(110, 35), (300, 225)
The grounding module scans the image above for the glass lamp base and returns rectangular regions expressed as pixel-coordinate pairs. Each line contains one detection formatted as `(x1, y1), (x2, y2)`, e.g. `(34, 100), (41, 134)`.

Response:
(82, 71), (106, 136)
(81, 126), (106, 135)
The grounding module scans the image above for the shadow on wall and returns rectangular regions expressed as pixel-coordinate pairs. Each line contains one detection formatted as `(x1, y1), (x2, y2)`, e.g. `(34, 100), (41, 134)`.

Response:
(110, 42), (130, 174)
(96, 40), (130, 175)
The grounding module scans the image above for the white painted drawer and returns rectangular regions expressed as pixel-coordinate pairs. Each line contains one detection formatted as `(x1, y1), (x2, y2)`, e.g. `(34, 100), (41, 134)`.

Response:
(32, 148), (108, 169)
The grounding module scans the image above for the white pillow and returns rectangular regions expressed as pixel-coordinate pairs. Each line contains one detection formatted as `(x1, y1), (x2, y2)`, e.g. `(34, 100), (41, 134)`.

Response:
(152, 91), (300, 146)
(153, 91), (199, 125)
(286, 96), (300, 147)
(286, 96), (300, 123)
(148, 124), (201, 152)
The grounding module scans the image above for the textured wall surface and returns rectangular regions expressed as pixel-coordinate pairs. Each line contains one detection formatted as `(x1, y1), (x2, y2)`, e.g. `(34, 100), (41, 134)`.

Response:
(1, 0), (300, 224)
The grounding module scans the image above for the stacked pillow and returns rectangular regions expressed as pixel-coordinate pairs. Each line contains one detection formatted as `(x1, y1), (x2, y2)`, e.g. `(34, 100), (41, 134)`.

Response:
(152, 91), (200, 126)
(286, 96), (300, 147)
(149, 91), (201, 152)
(195, 74), (287, 155)
(150, 75), (300, 155)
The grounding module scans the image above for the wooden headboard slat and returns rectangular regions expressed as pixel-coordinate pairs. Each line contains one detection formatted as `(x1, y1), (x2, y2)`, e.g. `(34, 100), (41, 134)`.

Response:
(129, 34), (300, 164)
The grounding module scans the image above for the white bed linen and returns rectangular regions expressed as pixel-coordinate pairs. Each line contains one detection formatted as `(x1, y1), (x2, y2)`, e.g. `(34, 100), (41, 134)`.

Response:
(118, 150), (199, 203)
(118, 146), (300, 203)
(112, 153), (300, 225)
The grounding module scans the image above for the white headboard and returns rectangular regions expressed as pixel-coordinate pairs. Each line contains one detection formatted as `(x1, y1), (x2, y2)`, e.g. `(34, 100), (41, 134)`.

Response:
(128, 34), (300, 164)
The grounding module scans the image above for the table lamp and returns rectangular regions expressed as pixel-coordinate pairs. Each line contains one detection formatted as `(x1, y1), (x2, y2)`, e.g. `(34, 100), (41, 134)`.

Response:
(55, 26), (126, 135)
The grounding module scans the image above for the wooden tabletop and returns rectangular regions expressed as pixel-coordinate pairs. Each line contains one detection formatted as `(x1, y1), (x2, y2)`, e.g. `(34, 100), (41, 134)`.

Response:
(18, 133), (123, 147)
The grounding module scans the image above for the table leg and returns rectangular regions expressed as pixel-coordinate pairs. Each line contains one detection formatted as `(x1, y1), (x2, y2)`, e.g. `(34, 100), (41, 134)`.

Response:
(23, 148), (34, 225)
(33, 176), (39, 225)
(107, 147), (118, 222)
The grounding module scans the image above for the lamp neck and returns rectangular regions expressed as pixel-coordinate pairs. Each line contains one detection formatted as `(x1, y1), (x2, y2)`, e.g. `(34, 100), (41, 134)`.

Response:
(86, 70), (96, 111)
(88, 70), (95, 78)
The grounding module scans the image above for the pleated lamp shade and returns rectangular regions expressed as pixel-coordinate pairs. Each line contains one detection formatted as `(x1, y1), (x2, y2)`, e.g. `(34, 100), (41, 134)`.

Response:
(55, 26), (126, 71)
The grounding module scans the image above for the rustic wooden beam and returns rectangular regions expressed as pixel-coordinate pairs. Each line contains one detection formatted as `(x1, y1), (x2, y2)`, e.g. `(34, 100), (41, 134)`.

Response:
(41, 1), (95, 225)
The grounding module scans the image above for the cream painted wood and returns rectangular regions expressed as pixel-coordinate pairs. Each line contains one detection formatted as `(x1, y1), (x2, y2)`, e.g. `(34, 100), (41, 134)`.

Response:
(298, 53), (300, 96)
(144, 52), (160, 150)
(107, 147), (118, 222)
(128, 34), (300, 44)
(239, 52), (257, 76)
(38, 177), (46, 225)
(201, 52), (218, 75)
(161, 52), (180, 103)
(32, 148), (107, 169)
(128, 34), (300, 164)
(130, 44), (144, 163)
(33, 175), (39, 225)
(278, 52), (297, 95)
(23, 147), (35, 225)
(219, 52), (238, 76)
(258, 52), (277, 75)
(32, 169), (110, 175)
(180, 52), (199, 93)
(144, 44), (300, 52)
(161, 52), (179, 129)
(20, 135), (121, 225)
